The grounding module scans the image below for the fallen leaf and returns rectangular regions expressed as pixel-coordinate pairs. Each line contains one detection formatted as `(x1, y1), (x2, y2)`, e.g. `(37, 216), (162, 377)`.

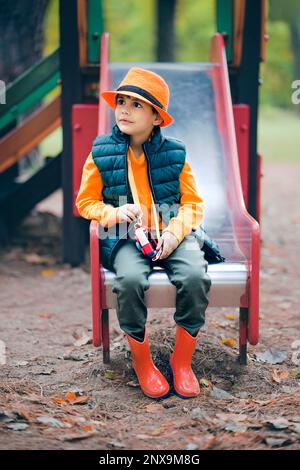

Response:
(23, 253), (57, 265)
(107, 440), (126, 449)
(209, 387), (236, 400)
(266, 244), (280, 256)
(62, 350), (95, 362)
(73, 333), (92, 347)
(263, 437), (293, 448)
(81, 425), (95, 433)
(136, 434), (153, 440)
(266, 418), (290, 430)
(52, 391), (89, 405)
(220, 339), (236, 348)
(272, 369), (289, 383)
(290, 369), (300, 379)
(216, 413), (248, 423)
(188, 435), (218, 450)
(38, 311), (51, 319)
(281, 386), (297, 393)
(278, 302), (292, 310)
(255, 348), (288, 364)
(23, 253), (45, 264)
(32, 367), (55, 376)
(162, 401), (177, 409)
(40, 269), (57, 278)
(224, 422), (248, 433)
(14, 361), (29, 367)
(246, 423), (263, 430)
(104, 370), (118, 380)
(225, 313), (238, 321)
(65, 391), (89, 404)
(151, 428), (163, 436)
(292, 423), (300, 433)
(13, 408), (33, 424)
(191, 408), (207, 420)
(186, 443), (198, 450)
(36, 416), (70, 428)
(146, 404), (165, 413)
(6, 423), (29, 431)
(0, 411), (19, 423)
(60, 431), (96, 442)
(111, 341), (123, 351)
(126, 380), (139, 388)
(199, 378), (213, 389)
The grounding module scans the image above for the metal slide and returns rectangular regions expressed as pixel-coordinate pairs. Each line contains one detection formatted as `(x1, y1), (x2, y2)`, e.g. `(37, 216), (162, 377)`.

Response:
(92, 33), (260, 357)
(101, 39), (260, 263)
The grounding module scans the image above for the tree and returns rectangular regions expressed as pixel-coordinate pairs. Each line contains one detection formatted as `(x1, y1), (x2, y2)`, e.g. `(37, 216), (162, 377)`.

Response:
(269, 0), (300, 85)
(0, 0), (50, 193)
(156, 0), (177, 61)
(0, 0), (49, 84)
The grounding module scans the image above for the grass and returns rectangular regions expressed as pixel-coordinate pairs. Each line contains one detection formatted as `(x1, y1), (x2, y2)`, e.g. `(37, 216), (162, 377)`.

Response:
(43, 0), (59, 56)
(258, 107), (300, 162)
(39, 127), (62, 159)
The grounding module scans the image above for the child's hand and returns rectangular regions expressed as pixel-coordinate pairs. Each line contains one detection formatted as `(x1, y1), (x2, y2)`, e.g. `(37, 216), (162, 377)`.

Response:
(117, 204), (143, 224)
(155, 231), (179, 260)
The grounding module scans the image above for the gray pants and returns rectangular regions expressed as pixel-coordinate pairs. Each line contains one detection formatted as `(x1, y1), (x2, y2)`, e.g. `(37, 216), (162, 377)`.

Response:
(112, 235), (212, 339)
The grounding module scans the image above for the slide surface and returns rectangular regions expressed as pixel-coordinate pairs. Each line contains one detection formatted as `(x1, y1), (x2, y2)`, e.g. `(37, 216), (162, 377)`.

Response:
(103, 61), (252, 264)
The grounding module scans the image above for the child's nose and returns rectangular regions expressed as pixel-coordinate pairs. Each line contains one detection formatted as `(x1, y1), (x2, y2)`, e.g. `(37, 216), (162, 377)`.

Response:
(122, 105), (130, 114)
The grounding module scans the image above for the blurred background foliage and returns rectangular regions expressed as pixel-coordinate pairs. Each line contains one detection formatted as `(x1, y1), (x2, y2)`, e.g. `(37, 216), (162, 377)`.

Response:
(43, 0), (299, 160)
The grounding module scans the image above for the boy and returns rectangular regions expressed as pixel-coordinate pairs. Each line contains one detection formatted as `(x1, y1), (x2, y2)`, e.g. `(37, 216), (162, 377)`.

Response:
(76, 67), (211, 400)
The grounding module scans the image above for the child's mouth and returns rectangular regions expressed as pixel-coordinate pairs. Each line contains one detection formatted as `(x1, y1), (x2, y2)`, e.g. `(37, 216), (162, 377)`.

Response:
(119, 119), (132, 124)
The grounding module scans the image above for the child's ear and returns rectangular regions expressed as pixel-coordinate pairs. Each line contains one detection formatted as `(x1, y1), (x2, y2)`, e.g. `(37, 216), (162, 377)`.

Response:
(154, 114), (163, 126)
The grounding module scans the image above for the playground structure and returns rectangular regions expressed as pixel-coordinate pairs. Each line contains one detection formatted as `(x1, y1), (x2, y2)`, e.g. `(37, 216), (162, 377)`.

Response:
(0, 1), (266, 364)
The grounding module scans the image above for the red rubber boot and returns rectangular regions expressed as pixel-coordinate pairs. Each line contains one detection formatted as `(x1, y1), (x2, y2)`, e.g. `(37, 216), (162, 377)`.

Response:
(169, 325), (200, 398)
(126, 332), (170, 399)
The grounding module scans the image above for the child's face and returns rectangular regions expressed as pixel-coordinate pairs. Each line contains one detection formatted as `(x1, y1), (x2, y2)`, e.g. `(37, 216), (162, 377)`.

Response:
(115, 94), (163, 137)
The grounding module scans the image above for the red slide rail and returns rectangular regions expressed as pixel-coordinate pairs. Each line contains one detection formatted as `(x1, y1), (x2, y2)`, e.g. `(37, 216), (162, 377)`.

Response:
(210, 33), (260, 345)
(89, 32), (110, 347)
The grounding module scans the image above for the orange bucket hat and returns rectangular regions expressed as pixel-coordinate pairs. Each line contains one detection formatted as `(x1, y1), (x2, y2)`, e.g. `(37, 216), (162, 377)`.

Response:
(101, 67), (174, 127)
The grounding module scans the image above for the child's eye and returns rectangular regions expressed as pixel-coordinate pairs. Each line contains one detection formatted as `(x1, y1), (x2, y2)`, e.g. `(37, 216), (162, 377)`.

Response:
(133, 101), (142, 108)
(116, 97), (124, 105)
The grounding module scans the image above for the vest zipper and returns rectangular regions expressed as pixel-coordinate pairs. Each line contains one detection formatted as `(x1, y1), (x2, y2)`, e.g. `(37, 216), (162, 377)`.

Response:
(124, 141), (132, 202)
(142, 143), (158, 205)
(109, 141), (159, 269)
(109, 141), (133, 268)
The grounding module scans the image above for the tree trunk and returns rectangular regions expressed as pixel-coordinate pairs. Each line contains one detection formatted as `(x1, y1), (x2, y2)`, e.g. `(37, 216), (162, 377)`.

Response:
(156, 0), (177, 62)
(289, 19), (300, 82)
(289, 19), (300, 113)
(0, 0), (49, 187)
(0, 0), (49, 84)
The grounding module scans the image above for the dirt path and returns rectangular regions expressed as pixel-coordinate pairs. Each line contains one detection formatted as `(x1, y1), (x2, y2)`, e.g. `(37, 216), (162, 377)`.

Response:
(0, 162), (299, 450)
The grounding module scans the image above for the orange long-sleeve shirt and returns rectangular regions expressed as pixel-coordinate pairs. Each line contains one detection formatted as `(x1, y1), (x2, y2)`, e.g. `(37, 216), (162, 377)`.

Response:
(76, 146), (204, 243)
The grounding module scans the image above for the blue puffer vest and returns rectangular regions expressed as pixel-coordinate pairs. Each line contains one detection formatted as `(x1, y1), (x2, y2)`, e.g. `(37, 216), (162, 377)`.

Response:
(91, 124), (186, 271)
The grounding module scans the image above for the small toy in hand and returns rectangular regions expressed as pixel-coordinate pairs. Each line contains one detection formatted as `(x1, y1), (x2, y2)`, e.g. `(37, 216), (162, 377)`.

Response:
(134, 218), (162, 261)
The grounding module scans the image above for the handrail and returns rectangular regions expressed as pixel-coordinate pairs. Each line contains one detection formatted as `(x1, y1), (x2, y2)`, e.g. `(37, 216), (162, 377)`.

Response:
(0, 49), (60, 130)
(210, 33), (260, 344)
(0, 95), (61, 173)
